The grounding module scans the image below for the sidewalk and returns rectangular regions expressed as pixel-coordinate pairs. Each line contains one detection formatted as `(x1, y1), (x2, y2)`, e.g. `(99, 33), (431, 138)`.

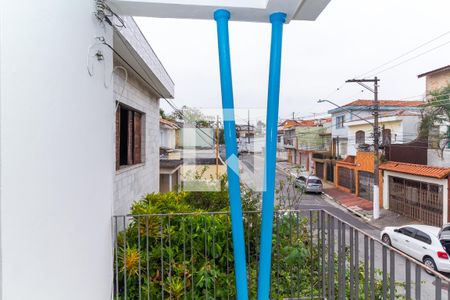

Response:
(322, 183), (373, 221)
(275, 160), (418, 229)
(322, 182), (418, 229)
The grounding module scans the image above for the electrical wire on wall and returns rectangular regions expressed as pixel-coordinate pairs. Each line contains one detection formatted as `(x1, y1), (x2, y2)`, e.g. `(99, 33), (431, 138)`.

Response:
(110, 66), (128, 112)
(87, 36), (107, 77)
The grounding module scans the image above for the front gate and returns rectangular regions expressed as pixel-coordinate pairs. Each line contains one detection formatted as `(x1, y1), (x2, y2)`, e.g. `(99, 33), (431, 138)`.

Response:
(326, 162), (334, 182)
(338, 167), (355, 193)
(316, 162), (324, 179)
(358, 171), (374, 201)
(389, 176), (443, 226)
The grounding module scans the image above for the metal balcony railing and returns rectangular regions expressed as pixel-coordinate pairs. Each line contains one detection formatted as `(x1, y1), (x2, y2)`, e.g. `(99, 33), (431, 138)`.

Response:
(113, 210), (450, 299)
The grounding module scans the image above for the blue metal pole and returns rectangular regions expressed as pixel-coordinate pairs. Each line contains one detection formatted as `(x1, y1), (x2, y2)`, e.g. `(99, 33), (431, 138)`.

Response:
(214, 9), (249, 300)
(257, 12), (286, 300)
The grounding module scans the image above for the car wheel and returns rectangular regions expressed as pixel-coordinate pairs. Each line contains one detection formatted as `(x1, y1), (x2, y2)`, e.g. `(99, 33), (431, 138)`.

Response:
(423, 257), (438, 274)
(382, 234), (391, 246)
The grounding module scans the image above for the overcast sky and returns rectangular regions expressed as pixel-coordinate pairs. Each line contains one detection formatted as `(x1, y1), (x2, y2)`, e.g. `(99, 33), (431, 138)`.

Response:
(136, 0), (450, 123)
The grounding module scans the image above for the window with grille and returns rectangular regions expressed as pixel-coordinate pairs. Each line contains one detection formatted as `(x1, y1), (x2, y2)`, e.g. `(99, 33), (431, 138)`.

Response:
(116, 104), (144, 170)
(355, 130), (365, 145)
(382, 128), (391, 146)
(336, 115), (345, 128)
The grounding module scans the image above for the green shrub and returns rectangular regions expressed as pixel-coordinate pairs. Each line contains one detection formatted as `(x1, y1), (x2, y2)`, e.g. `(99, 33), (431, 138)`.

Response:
(116, 189), (404, 299)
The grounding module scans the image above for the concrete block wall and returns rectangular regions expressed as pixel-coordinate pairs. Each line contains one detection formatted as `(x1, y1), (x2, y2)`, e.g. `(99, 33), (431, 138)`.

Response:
(426, 70), (450, 94)
(113, 63), (160, 215)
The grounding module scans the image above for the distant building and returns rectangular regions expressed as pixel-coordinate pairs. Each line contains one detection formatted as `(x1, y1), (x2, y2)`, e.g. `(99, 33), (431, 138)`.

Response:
(418, 65), (450, 167)
(418, 65), (450, 96)
(328, 99), (423, 158)
(160, 119), (182, 193)
(236, 124), (256, 138)
(346, 110), (421, 156)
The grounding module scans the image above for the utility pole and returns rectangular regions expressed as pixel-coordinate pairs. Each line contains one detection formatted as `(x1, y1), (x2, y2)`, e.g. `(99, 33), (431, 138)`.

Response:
(247, 109), (251, 144)
(292, 112), (295, 121)
(336, 136), (340, 158)
(346, 77), (380, 220)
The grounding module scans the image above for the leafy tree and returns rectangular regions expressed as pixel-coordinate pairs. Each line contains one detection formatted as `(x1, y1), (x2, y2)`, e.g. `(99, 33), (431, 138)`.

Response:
(170, 106), (212, 127)
(419, 84), (450, 157)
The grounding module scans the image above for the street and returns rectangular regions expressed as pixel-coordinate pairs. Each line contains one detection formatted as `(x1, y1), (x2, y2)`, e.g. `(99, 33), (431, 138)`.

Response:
(239, 153), (447, 299)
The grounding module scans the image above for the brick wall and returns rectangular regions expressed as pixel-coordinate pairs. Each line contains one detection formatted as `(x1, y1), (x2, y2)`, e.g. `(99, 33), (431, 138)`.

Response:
(113, 62), (160, 215)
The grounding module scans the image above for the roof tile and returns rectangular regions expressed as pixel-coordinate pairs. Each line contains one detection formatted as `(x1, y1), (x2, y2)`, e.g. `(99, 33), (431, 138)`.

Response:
(380, 161), (450, 179)
(344, 99), (424, 107)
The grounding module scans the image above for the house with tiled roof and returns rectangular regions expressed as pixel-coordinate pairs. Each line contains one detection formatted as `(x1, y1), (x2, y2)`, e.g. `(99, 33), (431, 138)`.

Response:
(328, 99), (424, 158)
(326, 99), (424, 203)
(346, 109), (422, 156)
(280, 118), (332, 170)
(379, 161), (450, 226)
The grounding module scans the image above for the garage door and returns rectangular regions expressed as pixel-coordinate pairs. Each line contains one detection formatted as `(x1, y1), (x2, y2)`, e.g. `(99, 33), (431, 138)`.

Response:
(389, 176), (443, 226)
(338, 167), (355, 193)
(316, 162), (324, 179)
(327, 162), (334, 182)
(358, 171), (374, 201)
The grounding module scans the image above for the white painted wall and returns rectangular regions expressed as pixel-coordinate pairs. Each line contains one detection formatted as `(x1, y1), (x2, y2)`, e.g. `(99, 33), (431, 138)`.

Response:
(400, 116), (420, 143)
(428, 124), (450, 168)
(428, 149), (450, 168)
(331, 113), (348, 138)
(346, 115), (420, 156)
(179, 128), (214, 148)
(113, 65), (160, 215)
(1, 1), (114, 299)
(160, 127), (176, 149)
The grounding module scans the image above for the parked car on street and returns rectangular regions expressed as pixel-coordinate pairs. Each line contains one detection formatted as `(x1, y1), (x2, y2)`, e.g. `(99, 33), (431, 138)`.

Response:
(381, 224), (450, 273)
(295, 175), (323, 193)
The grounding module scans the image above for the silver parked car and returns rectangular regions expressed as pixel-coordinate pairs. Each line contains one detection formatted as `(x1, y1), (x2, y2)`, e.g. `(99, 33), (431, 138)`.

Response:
(295, 175), (323, 193)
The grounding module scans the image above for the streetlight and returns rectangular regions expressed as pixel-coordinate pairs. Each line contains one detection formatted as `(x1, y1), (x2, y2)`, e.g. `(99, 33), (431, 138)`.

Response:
(318, 90), (381, 220)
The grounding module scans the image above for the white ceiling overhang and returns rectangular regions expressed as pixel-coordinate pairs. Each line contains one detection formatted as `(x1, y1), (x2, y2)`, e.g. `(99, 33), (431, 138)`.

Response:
(108, 0), (331, 23)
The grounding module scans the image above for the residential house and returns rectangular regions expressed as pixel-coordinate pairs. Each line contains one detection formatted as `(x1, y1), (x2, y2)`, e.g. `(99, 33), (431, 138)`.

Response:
(418, 65), (450, 167)
(333, 101), (423, 202)
(334, 151), (378, 201)
(418, 65), (450, 94)
(329, 99), (423, 158)
(160, 119), (182, 193)
(236, 124), (256, 139)
(278, 119), (302, 163)
(335, 151), (450, 227)
(1, 5), (174, 299)
(113, 17), (175, 215)
(380, 162), (450, 226)
(295, 119), (332, 173)
(347, 110), (422, 156)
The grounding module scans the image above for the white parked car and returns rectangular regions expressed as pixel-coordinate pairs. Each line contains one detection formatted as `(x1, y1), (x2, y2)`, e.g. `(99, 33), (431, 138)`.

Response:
(381, 224), (450, 273)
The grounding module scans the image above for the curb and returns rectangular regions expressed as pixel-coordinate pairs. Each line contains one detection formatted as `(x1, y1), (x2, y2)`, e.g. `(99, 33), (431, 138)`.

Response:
(322, 191), (372, 223)
(277, 163), (375, 224)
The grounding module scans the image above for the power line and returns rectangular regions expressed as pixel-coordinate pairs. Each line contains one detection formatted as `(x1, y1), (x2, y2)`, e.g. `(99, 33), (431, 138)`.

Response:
(357, 30), (450, 78)
(321, 31), (450, 102)
(370, 39), (450, 76)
